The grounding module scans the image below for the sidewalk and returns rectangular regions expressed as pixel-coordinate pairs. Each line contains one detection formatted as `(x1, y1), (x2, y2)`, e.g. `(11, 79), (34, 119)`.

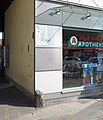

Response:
(31, 97), (103, 120)
(0, 85), (103, 120)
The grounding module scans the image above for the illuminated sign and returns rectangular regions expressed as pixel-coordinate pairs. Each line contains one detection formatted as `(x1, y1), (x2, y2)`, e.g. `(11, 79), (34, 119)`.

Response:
(78, 41), (103, 48)
(69, 36), (78, 46)
(68, 36), (103, 48)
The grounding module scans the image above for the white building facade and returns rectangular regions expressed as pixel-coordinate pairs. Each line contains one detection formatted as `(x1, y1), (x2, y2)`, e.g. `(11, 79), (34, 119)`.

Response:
(35, 0), (103, 99)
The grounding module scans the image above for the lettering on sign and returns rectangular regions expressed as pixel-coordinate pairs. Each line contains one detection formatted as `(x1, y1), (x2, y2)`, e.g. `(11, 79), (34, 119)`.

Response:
(68, 36), (103, 48)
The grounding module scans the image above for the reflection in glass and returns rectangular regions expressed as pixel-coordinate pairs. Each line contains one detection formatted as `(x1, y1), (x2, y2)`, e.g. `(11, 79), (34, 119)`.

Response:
(63, 29), (103, 88)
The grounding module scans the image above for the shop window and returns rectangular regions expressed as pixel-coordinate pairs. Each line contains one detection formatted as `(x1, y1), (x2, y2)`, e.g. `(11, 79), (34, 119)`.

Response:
(63, 29), (103, 88)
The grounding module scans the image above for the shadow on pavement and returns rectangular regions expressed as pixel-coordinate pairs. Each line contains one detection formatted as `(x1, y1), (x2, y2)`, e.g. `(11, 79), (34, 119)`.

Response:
(79, 84), (103, 99)
(0, 85), (34, 107)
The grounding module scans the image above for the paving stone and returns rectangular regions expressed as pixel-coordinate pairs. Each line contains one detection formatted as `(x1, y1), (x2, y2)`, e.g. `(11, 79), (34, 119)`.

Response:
(7, 108), (19, 120)
(1, 85), (103, 120)
(72, 101), (103, 120)
(42, 114), (72, 120)
(17, 107), (31, 118)
(17, 114), (34, 120)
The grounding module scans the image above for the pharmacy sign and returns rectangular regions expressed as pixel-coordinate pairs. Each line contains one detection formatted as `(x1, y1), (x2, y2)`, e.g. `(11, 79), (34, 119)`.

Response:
(68, 36), (103, 48)
(69, 36), (78, 46)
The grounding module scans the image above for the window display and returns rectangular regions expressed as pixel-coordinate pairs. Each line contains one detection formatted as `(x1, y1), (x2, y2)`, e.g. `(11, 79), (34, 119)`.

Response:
(63, 29), (103, 88)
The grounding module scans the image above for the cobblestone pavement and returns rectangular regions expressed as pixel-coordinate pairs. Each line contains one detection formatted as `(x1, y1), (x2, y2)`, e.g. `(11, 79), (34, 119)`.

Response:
(0, 85), (103, 120)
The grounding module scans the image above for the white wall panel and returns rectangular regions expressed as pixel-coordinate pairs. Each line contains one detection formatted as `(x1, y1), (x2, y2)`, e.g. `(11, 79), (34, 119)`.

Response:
(94, 0), (103, 8)
(58, 0), (101, 8)
(35, 23), (62, 94)
(35, 48), (62, 71)
(35, 24), (62, 47)
(35, 71), (62, 94)
(79, 0), (98, 7)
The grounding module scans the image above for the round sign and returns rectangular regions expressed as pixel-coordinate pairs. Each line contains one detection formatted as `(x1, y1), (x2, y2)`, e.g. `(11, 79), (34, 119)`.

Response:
(70, 36), (78, 46)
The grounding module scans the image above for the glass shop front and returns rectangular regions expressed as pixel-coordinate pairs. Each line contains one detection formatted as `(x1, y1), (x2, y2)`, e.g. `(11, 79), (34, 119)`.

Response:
(36, 0), (103, 95)
(63, 28), (103, 88)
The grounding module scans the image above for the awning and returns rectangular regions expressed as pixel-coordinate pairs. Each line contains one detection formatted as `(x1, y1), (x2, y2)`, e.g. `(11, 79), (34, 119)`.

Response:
(35, 3), (103, 30)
